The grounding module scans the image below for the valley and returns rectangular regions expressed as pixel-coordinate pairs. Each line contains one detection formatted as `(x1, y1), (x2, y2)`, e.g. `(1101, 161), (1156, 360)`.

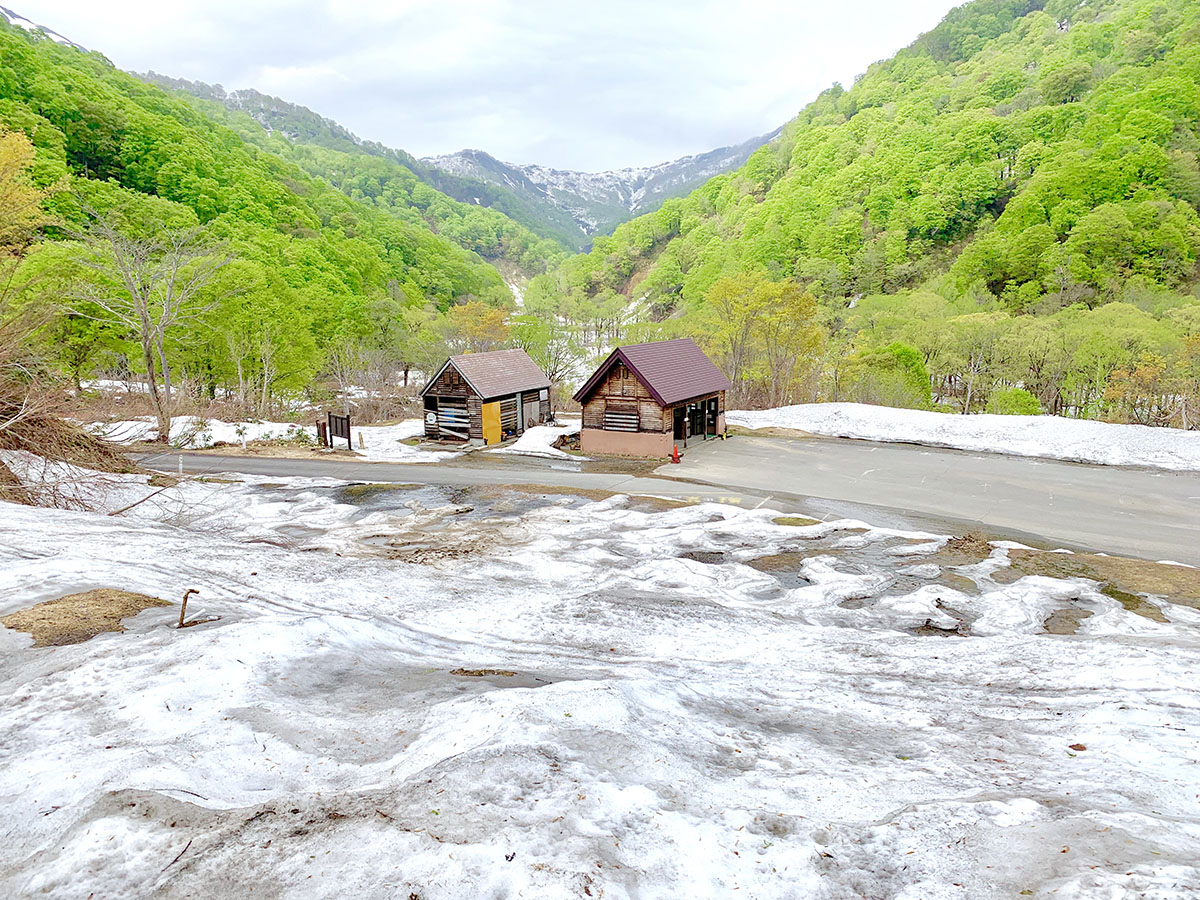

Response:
(3, 0), (1200, 897)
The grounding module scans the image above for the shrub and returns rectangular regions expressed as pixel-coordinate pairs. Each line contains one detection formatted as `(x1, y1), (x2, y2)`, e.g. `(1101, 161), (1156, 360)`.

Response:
(987, 387), (1043, 416)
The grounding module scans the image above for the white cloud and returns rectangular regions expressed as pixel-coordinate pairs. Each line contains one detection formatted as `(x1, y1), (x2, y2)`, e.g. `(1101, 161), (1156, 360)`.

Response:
(15, 0), (958, 170)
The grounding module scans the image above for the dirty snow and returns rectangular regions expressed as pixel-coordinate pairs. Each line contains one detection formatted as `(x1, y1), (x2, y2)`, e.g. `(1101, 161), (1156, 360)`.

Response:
(488, 423), (582, 460)
(2, 470), (1199, 898)
(728, 402), (1200, 471)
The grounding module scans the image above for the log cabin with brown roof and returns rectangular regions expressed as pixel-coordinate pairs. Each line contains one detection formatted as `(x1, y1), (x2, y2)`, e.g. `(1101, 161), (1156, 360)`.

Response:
(421, 349), (550, 444)
(572, 338), (731, 457)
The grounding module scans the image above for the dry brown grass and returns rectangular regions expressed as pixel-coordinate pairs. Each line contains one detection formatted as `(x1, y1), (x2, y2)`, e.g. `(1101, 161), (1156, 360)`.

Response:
(943, 533), (993, 557)
(2, 588), (171, 647)
(1, 271), (136, 501)
(1007, 549), (1200, 611)
(0, 459), (30, 505)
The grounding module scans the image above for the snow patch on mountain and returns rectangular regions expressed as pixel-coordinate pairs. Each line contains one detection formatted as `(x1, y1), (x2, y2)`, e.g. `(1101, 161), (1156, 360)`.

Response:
(0, 6), (86, 50)
(425, 125), (783, 238)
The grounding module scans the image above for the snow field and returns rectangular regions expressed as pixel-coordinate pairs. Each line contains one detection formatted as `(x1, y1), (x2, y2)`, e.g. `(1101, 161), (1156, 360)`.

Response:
(1, 475), (1199, 897)
(727, 402), (1200, 471)
(88, 416), (461, 464)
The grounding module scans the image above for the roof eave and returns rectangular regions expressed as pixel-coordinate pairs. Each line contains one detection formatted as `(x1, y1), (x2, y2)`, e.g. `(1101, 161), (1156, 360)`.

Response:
(573, 348), (670, 407)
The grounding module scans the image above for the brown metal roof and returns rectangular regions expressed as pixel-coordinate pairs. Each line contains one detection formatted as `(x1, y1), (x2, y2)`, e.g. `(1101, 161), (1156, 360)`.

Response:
(573, 338), (730, 407)
(422, 348), (550, 400)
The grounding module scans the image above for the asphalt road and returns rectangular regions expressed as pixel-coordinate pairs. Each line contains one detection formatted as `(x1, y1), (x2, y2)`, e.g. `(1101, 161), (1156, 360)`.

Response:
(140, 434), (1200, 565)
(672, 435), (1200, 565)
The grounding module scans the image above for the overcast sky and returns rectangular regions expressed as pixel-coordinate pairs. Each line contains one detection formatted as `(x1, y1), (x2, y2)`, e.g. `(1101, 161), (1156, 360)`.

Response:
(18, 1), (957, 171)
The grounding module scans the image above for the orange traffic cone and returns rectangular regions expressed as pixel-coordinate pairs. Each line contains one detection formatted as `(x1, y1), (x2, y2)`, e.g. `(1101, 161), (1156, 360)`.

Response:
(671, 444), (681, 464)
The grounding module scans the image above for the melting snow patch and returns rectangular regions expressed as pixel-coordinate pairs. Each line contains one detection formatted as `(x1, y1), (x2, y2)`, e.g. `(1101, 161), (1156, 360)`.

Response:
(727, 402), (1200, 471)
(1, 473), (1199, 897)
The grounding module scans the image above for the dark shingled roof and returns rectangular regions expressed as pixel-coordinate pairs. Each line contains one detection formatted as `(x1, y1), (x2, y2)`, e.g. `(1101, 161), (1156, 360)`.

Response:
(573, 338), (730, 407)
(422, 348), (549, 400)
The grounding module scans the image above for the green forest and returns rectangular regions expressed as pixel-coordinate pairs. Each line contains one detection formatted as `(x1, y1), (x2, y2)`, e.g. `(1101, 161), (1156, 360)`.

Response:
(3, 0), (1200, 429)
(528, 0), (1200, 424)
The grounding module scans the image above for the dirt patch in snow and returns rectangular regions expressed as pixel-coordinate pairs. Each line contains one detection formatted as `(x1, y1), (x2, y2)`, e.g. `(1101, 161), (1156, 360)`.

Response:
(678, 550), (729, 565)
(1007, 549), (1198, 612)
(747, 551), (810, 573)
(726, 424), (812, 440)
(936, 533), (993, 563)
(451, 668), (516, 677)
(1044, 607), (1095, 635)
(1, 589), (171, 647)
(335, 483), (421, 502)
(477, 483), (691, 513)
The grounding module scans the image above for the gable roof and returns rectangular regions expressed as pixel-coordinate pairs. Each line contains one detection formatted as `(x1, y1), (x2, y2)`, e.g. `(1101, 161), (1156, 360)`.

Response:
(573, 338), (731, 407)
(421, 348), (549, 400)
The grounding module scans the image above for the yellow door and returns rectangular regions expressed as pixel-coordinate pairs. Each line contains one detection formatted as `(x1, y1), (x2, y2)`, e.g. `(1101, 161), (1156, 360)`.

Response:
(482, 401), (501, 445)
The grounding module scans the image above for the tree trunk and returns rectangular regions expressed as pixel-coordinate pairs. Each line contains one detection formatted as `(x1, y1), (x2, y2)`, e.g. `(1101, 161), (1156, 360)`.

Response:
(141, 338), (170, 442)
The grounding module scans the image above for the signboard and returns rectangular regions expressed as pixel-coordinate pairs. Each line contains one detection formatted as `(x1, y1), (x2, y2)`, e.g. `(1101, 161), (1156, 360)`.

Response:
(327, 412), (352, 450)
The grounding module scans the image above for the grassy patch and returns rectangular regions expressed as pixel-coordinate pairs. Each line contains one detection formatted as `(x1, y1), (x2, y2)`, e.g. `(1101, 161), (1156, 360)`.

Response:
(1100, 584), (1169, 623)
(772, 515), (820, 527)
(2, 589), (171, 647)
(1008, 548), (1197, 615)
(451, 668), (516, 677)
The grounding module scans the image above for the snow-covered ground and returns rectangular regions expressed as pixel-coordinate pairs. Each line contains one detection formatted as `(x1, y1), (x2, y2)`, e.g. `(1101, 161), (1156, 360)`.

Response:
(2, 465), (1199, 898)
(90, 416), (311, 448)
(88, 417), (462, 464)
(488, 423), (582, 460)
(728, 402), (1200, 471)
(349, 420), (463, 464)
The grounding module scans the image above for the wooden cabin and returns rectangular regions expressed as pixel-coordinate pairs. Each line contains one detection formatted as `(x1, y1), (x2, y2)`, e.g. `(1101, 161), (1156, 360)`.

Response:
(421, 349), (551, 444)
(573, 338), (731, 457)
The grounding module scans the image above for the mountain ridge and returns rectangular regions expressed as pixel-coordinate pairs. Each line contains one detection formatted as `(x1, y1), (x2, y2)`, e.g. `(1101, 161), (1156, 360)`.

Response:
(425, 127), (784, 238)
(0, 4), (85, 50)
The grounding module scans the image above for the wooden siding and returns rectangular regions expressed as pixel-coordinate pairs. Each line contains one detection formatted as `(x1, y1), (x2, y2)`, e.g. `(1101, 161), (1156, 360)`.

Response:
(424, 362), (553, 442)
(427, 363), (472, 398)
(580, 363), (669, 435)
(423, 362), (486, 441)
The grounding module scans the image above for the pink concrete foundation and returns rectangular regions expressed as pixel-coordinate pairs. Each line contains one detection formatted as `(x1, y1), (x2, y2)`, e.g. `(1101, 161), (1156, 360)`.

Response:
(580, 428), (672, 458)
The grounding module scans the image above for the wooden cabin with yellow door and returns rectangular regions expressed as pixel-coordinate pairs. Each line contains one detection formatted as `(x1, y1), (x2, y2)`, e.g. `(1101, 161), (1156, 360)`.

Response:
(420, 349), (551, 444)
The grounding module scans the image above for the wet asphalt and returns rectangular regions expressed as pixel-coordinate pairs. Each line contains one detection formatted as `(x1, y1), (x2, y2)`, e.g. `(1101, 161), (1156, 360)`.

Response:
(137, 433), (1200, 565)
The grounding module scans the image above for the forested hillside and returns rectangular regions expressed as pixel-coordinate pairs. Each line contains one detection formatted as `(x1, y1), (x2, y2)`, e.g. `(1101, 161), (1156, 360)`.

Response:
(5, 0), (1200, 429)
(139, 73), (588, 253)
(528, 0), (1200, 424)
(0, 18), (566, 416)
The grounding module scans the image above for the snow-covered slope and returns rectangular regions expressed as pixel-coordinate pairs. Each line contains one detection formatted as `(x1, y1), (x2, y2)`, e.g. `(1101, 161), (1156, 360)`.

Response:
(728, 403), (1200, 471)
(426, 126), (783, 239)
(0, 5), (85, 49)
(3, 471), (1200, 896)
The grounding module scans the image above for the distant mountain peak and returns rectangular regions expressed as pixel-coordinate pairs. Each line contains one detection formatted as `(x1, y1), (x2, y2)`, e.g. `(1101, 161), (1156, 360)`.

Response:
(425, 127), (783, 237)
(0, 6), (86, 50)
